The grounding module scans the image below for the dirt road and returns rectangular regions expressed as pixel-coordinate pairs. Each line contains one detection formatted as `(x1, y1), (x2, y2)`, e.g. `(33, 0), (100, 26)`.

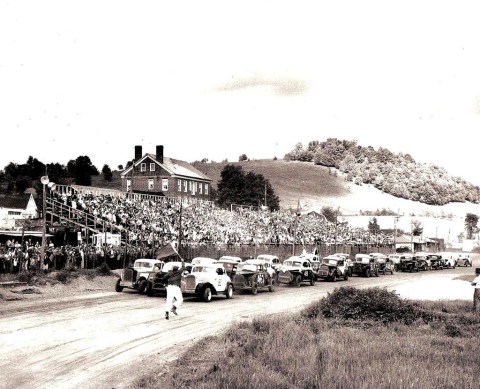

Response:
(0, 265), (476, 389)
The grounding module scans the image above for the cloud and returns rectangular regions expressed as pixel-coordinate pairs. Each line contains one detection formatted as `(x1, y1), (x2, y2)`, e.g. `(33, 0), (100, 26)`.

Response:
(213, 75), (310, 96)
(474, 96), (480, 114)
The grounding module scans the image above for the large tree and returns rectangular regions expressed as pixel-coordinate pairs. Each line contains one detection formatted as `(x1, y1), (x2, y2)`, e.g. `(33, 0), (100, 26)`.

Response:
(67, 156), (99, 186)
(216, 164), (279, 211)
(465, 213), (479, 240)
(102, 164), (113, 181)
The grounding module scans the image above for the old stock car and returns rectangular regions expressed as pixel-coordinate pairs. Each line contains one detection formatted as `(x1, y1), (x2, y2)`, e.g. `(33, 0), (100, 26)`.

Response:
(180, 263), (234, 302)
(145, 261), (190, 296)
(277, 256), (316, 287)
(115, 258), (163, 294)
(370, 253), (394, 275)
(318, 255), (349, 282)
(232, 259), (275, 294)
(352, 254), (379, 277)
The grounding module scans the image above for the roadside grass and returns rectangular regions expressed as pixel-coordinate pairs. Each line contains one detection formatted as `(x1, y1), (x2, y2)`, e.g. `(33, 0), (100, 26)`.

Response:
(131, 287), (479, 389)
(0, 265), (115, 300)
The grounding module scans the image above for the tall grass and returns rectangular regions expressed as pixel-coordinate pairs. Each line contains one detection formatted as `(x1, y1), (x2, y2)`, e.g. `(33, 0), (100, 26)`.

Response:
(132, 288), (479, 389)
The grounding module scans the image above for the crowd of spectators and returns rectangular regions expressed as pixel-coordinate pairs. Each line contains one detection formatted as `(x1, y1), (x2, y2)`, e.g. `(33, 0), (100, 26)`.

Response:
(53, 192), (394, 247)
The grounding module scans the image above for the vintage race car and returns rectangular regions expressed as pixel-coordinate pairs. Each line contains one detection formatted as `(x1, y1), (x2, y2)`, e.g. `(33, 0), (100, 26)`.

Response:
(456, 254), (472, 267)
(389, 254), (413, 272)
(318, 255), (349, 282)
(180, 263), (234, 302)
(115, 258), (164, 294)
(370, 253), (394, 275)
(256, 254), (281, 271)
(232, 260), (275, 294)
(428, 255), (445, 270)
(215, 258), (239, 278)
(218, 255), (243, 263)
(277, 257), (315, 287)
(397, 254), (422, 272)
(300, 253), (321, 280)
(332, 253), (354, 275)
(145, 261), (189, 296)
(352, 254), (379, 277)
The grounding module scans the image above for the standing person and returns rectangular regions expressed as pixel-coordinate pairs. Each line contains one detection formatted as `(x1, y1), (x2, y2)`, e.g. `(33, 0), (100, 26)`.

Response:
(472, 268), (480, 318)
(164, 262), (185, 320)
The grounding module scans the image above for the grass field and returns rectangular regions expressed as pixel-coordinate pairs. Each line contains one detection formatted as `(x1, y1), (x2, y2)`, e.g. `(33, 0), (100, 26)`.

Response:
(132, 288), (479, 389)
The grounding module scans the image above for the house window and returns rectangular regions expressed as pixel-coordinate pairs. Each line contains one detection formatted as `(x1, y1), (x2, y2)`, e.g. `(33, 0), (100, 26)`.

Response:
(126, 179), (132, 192)
(8, 211), (21, 216)
(150, 163), (155, 172)
(177, 179), (182, 192)
(205, 184), (209, 195)
(162, 179), (169, 191)
(183, 180), (187, 193)
(148, 179), (154, 190)
(141, 163), (146, 172)
(188, 181), (192, 193)
(199, 183), (203, 195)
(192, 182), (197, 195)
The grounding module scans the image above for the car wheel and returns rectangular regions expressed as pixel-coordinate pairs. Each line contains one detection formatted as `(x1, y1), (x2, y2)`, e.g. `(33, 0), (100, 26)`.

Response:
(138, 280), (147, 294)
(331, 273), (337, 282)
(344, 272), (349, 281)
(294, 274), (301, 287)
(365, 269), (370, 278)
(251, 283), (258, 295)
(310, 274), (315, 286)
(202, 286), (212, 302)
(268, 281), (275, 292)
(146, 282), (154, 297)
(375, 268), (379, 277)
(225, 283), (234, 299)
(115, 278), (123, 293)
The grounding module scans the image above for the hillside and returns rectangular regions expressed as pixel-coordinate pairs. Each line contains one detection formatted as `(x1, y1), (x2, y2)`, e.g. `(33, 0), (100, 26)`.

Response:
(193, 159), (480, 218)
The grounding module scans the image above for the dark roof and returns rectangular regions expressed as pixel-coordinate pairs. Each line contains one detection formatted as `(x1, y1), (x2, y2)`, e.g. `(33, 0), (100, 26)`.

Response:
(121, 154), (211, 181)
(0, 194), (32, 209)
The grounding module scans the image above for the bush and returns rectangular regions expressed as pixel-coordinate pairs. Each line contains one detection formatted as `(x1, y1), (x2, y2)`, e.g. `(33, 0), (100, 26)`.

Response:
(55, 267), (79, 284)
(302, 287), (426, 325)
(95, 264), (112, 276)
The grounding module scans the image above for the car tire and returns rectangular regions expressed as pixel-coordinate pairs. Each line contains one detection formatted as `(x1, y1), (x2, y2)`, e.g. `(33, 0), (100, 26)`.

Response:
(294, 274), (301, 287)
(138, 280), (147, 294)
(365, 269), (370, 278)
(146, 282), (154, 297)
(310, 274), (315, 286)
(251, 283), (258, 295)
(225, 283), (234, 299)
(115, 278), (123, 293)
(344, 272), (349, 281)
(202, 286), (212, 302)
(268, 281), (275, 292)
(375, 268), (379, 277)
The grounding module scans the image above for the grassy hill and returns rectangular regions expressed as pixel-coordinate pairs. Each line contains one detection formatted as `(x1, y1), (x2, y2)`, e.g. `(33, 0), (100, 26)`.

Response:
(89, 159), (480, 220)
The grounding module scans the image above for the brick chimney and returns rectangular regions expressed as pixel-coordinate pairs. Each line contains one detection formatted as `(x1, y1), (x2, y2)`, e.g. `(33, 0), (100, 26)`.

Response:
(156, 145), (164, 164)
(134, 145), (142, 161)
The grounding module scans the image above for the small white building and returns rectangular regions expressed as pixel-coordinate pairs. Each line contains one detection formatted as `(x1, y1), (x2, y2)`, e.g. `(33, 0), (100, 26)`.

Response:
(0, 194), (38, 228)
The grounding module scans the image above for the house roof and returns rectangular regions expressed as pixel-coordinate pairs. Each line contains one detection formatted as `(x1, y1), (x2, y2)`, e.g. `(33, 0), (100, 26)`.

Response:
(0, 194), (33, 210)
(121, 154), (211, 181)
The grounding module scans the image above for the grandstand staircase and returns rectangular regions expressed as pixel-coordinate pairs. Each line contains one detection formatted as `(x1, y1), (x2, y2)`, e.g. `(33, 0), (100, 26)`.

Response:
(45, 197), (125, 242)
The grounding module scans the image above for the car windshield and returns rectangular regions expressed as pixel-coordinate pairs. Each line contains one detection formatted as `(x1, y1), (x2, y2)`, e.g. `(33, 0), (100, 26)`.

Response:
(134, 261), (154, 268)
(192, 266), (214, 273)
(284, 261), (302, 267)
(238, 263), (257, 271)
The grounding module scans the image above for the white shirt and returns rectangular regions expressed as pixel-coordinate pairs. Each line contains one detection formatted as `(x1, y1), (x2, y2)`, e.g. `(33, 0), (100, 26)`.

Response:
(472, 275), (480, 289)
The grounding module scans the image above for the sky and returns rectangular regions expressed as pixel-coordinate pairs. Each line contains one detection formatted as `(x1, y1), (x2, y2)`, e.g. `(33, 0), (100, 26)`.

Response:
(1, 1), (480, 184)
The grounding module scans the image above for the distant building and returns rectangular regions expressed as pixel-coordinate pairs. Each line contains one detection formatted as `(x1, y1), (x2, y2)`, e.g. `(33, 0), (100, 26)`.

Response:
(0, 194), (38, 228)
(120, 145), (212, 200)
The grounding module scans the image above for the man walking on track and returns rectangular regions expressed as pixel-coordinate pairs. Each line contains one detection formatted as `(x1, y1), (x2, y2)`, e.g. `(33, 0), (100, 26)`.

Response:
(165, 262), (185, 320)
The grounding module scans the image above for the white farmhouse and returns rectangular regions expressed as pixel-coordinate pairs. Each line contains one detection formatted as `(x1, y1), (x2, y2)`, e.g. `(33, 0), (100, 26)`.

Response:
(0, 194), (38, 228)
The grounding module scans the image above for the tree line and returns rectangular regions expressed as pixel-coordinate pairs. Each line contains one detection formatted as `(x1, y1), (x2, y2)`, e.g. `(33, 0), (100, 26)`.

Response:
(284, 138), (480, 206)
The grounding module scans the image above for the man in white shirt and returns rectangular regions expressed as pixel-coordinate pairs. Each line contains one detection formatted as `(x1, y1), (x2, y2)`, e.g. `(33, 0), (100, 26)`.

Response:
(472, 269), (480, 316)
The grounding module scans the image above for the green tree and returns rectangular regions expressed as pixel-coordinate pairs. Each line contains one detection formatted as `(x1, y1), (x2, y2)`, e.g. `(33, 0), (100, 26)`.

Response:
(67, 156), (99, 186)
(216, 164), (280, 210)
(102, 164), (113, 181)
(465, 213), (479, 240)
(368, 217), (381, 234)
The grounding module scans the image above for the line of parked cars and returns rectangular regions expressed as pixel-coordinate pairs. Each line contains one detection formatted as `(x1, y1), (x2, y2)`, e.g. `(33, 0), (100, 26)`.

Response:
(114, 250), (473, 301)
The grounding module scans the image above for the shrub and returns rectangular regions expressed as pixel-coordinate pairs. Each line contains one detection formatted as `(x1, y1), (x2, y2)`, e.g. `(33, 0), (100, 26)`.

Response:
(95, 264), (112, 276)
(302, 287), (426, 325)
(55, 269), (79, 284)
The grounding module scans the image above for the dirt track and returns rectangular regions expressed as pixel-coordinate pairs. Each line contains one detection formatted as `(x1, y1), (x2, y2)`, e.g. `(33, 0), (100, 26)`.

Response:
(0, 264), (476, 389)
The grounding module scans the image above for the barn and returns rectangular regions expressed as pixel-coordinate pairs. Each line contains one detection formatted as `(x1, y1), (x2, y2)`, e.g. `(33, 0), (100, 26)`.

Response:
(120, 145), (212, 200)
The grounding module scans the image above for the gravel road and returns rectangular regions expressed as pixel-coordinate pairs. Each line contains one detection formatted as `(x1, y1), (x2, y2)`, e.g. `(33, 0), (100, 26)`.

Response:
(0, 261), (476, 389)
